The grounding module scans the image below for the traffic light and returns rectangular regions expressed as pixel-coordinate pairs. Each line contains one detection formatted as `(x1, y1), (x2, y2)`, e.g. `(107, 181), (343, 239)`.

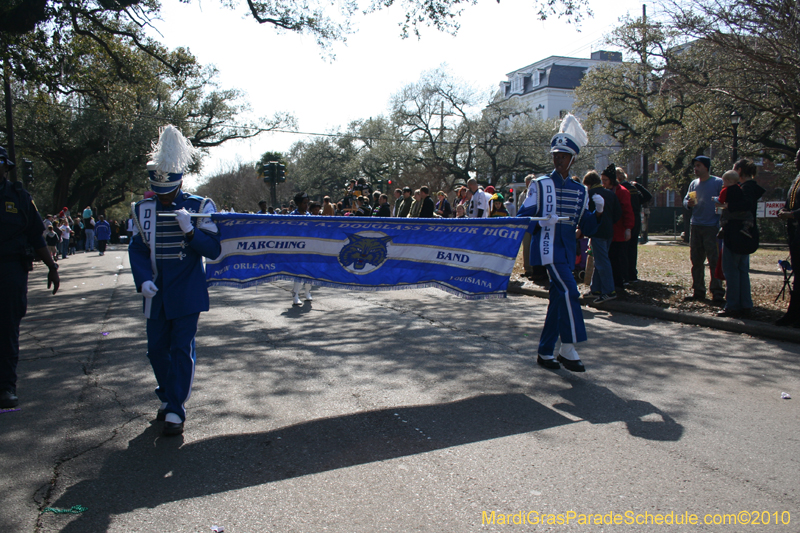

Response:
(21, 159), (33, 182)
(262, 161), (284, 182)
(508, 188), (514, 195)
(387, 179), (393, 187)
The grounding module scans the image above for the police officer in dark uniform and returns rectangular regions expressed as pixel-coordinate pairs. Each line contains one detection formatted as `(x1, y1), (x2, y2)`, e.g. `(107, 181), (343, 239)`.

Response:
(0, 147), (60, 408)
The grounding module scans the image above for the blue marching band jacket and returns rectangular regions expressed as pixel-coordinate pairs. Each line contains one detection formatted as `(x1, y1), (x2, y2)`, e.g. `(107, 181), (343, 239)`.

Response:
(129, 191), (221, 321)
(517, 170), (599, 266)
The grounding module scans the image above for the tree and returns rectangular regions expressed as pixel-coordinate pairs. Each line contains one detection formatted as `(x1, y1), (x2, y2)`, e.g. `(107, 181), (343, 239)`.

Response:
(574, 14), (696, 187)
(3, 0), (592, 198)
(390, 67), (480, 190)
(345, 116), (417, 188)
(279, 68), (574, 201)
(1, 0), (593, 48)
(576, 1), (799, 193)
(392, 67), (572, 191)
(6, 31), (294, 212)
(664, 0), (799, 160)
(194, 161), (267, 211)
(286, 136), (361, 202)
(473, 99), (556, 183)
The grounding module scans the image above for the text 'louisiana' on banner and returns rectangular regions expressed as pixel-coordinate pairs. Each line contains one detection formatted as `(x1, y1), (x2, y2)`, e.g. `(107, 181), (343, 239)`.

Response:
(206, 214), (530, 300)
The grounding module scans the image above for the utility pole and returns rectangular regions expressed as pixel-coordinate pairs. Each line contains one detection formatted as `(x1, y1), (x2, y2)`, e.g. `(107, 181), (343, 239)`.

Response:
(261, 161), (284, 208)
(640, 2), (649, 192)
(640, 3), (650, 244)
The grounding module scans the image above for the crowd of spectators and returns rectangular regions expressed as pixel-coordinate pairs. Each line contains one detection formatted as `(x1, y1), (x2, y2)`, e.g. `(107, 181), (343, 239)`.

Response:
(234, 158), (800, 328)
(250, 178), (511, 220)
(32, 152), (800, 328)
(572, 166), (652, 304)
(40, 205), (129, 261)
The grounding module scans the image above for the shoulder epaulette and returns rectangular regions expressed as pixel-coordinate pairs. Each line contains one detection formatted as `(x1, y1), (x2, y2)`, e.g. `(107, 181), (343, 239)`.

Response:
(135, 197), (157, 207)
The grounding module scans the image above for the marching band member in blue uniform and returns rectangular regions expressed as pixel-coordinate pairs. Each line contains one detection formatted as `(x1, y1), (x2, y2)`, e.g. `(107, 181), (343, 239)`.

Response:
(129, 126), (221, 436)
(518, 114), (601, 372)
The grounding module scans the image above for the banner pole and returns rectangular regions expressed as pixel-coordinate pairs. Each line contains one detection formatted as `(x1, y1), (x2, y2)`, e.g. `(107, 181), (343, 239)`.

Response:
(156, 213), (570, 221)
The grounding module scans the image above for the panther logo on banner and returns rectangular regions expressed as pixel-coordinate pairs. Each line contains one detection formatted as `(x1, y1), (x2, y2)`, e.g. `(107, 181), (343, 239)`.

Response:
(338, 232), (393, 275)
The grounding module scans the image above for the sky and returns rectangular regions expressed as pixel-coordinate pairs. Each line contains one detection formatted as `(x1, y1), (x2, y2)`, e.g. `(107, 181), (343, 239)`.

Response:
(148, 0), (655, 186)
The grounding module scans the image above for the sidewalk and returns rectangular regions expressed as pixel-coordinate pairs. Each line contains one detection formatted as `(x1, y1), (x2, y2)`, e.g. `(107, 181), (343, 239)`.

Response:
(642, 234), (789, 250)
(508, 281), (800, 344)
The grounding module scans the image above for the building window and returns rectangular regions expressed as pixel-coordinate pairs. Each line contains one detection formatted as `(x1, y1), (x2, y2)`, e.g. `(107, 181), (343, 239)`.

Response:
(511, 75), (523, 94)
(532, 70), (540, 86)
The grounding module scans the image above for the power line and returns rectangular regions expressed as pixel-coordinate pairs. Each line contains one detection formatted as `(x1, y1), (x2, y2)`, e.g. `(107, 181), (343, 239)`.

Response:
(11, 97), (616, 149)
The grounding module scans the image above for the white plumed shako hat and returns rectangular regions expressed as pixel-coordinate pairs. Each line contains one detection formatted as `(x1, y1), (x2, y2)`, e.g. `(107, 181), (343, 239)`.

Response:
(147, 125), (196, 194)
(550, 113), (588, 156)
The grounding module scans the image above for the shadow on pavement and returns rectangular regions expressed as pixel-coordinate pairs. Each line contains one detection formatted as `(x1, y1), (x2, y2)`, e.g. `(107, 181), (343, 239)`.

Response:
(553, 380), (684, 441)
(48, 393), (571, 530)
(46, 385), (684, 530)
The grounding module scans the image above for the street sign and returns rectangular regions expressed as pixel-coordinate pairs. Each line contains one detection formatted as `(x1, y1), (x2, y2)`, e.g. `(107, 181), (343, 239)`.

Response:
(757, 201), (784, 218)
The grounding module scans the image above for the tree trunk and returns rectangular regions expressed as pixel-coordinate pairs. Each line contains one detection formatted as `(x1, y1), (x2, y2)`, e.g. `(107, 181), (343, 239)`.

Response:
(51, 169), (74, 213)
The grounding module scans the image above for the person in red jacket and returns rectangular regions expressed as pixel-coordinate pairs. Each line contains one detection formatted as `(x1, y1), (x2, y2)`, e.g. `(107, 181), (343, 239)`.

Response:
(601, 165), (634, 290)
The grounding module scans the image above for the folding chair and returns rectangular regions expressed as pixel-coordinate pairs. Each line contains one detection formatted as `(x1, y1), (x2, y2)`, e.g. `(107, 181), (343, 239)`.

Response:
(776, 258), (793, 302)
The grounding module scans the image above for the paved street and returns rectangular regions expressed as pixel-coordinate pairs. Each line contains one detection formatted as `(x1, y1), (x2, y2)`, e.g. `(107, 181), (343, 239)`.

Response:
(2, 249), (798, 532)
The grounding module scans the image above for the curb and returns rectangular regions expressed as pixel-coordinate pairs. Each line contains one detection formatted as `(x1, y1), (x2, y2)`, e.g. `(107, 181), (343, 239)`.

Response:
(508, 283), (800, 344)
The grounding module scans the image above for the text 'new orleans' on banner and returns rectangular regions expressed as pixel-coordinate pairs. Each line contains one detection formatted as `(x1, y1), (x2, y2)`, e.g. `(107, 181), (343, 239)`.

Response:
(206, 214), (530, 300)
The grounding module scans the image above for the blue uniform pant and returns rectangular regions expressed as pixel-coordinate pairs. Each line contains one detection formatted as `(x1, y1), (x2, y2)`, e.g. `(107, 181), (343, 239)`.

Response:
(0, 261), (27, 391)
(538, 261), (587, 356)
(146, 313), (199, 421)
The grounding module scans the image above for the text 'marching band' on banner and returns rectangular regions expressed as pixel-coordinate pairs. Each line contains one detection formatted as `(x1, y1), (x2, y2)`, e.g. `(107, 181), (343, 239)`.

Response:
(206, 214), (531, 300)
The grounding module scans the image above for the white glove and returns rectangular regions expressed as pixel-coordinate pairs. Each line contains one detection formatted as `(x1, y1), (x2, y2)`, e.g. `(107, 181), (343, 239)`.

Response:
(141, 280), (158, 298)
(592, 193), (605, 214)
(538, 214), (559, 228)
(175, 208), (194, 234)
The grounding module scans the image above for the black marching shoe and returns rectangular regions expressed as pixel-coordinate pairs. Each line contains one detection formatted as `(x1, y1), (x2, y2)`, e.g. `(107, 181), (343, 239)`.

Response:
(0, 389), (19, 409)
(556, 355), (586, 372)
(537, 355), (561, 370)
(156, 409), (166, 421)
(162, 412), (184, 436)
(716, 309), (741, 318)
(163, 421), (184, 436)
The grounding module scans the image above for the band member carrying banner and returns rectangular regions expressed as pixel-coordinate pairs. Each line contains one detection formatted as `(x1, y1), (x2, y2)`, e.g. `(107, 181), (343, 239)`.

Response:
(518, 114), (600, 372)
(129, 125), (221, 436)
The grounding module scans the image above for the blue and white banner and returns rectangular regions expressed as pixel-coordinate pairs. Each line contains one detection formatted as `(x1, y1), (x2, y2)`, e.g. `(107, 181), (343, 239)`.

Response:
(206, 214), (530, 300)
